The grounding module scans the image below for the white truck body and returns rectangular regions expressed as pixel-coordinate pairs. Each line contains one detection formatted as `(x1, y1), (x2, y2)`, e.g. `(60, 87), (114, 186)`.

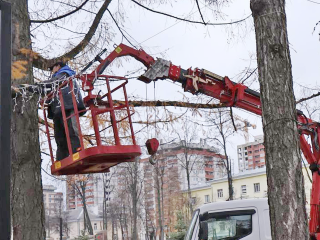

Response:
(185, 198), (271, 240)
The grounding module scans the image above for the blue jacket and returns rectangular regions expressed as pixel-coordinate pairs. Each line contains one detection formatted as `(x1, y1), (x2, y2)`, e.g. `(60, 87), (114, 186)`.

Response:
(52, 65), (76, 78)
(44, 65), (86, 119)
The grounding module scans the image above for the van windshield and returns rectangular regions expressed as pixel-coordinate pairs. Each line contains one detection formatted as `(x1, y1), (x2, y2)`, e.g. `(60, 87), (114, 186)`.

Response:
(199, 209), (255, 240)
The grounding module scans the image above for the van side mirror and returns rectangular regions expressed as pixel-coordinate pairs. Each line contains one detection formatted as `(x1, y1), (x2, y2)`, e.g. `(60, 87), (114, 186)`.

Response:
(198, 221), (208, 240)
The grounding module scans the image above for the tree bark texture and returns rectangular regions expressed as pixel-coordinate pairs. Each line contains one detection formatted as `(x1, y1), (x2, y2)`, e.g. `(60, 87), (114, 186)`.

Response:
(9, 0), (46, 239)
(250, 0), (308, 239)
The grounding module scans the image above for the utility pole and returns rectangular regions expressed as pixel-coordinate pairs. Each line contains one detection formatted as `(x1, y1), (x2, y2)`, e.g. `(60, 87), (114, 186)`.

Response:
(0, 1), (12, 240)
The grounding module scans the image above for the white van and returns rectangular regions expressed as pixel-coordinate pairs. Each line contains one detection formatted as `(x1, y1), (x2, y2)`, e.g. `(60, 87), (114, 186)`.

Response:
(185, 198), (271, 240)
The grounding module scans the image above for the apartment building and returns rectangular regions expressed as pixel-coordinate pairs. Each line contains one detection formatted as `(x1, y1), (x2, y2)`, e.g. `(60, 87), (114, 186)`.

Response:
(238, 135), (265, 172)
(43, 185), (63, 215)
(140, 140), (226, 238)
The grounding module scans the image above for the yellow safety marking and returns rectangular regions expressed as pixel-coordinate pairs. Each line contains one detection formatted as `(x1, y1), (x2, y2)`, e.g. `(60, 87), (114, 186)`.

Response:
(55, 161), (61, 169)
(73, 152), (80, 161)
(115, 47), (122, 54)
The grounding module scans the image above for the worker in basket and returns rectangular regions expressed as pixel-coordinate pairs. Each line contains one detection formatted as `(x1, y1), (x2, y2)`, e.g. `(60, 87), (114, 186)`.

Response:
(44, 61), (86, 160)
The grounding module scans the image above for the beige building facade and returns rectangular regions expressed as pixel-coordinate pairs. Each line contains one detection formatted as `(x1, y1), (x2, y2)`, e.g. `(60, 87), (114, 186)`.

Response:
(43, 185), (63, 215)
(190, 167), (312, 212)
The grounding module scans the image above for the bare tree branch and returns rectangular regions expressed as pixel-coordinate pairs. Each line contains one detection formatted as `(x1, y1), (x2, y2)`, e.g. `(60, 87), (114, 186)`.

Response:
(131, 0), (251, 26)
(107, 9), (137, 49)
(296, 91), (320, 104)
(241, 67), (257, 84)
(229, 107), (237, 131)
(195, 0), (206, 24)
(30, 0), (90, 23)
(115, 99), (225, 109)
(50, 0), (96, 14)
(33, 0), (112, 70)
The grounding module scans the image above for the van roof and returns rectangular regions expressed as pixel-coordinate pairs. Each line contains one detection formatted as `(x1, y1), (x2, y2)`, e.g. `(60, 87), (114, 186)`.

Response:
(197, 198), (269, 214)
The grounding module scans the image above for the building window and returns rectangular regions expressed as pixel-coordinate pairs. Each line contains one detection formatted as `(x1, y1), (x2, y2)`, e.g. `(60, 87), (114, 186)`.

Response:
(217, 189), (223, 198)
(191, 197), (196, 205)
(241, 185), (247, 194)
(204, 195), (210, 203)
(254, 183), (260, 193)
(94, 223), (97, 230)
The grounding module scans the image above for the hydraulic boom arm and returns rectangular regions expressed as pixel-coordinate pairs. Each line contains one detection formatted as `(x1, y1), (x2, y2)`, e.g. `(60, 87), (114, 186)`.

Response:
(84, 44), (320, 239)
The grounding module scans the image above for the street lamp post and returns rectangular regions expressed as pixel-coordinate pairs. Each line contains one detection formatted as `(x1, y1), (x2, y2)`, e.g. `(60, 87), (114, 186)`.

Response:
(0, 1), (12, 240)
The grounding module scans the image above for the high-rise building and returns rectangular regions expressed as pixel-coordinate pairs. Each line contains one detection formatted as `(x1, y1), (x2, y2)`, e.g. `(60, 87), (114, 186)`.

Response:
(237, 135), (266, 172)
(140, 140), (226, 238)
(43, 185), (63, 215)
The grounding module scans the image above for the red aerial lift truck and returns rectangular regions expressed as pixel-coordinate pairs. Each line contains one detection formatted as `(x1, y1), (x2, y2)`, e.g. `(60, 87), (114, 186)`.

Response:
(41, 43), (320, 239)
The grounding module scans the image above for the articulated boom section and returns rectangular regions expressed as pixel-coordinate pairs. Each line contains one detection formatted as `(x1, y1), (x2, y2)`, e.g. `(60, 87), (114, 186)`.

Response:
(98, 44), (320, 238)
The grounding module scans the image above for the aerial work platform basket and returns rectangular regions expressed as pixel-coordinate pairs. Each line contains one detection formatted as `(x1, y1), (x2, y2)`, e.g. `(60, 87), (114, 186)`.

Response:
(41, 76), (141, 175)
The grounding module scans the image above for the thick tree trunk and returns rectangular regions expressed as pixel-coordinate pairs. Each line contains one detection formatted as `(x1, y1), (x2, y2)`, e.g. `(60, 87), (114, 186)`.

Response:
(10, 0), (45, 239)
(250, 0), (309, 239)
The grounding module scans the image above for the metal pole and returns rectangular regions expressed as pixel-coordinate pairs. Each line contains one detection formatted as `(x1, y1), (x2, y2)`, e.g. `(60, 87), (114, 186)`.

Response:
(0, 2), (12, 240)
(60, 217), (63, 240)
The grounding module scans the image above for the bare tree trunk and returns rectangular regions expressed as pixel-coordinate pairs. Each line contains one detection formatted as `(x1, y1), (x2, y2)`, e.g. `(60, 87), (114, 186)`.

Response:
(131, 158), (139, 240)
(80, 183), (93, 235)
(10, 0), (45, 239)
(250, 0), (308, 239)
(160, 182), (165, 240)
(124, 205), (129, 240)
(225, 157), (233, 200)
(155, 162), (164, 240)
(112, 215), (115, 240)
(185, 159), (193, 217)
(119, 208), (125, 240)
(219, 110), (233, 200)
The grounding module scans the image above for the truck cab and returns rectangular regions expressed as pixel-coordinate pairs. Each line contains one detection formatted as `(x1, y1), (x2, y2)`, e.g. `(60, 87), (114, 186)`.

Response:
(185, 198), (271, 240)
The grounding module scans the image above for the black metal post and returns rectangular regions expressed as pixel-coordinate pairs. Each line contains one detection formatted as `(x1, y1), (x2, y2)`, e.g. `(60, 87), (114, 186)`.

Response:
(0, 1), (12, 240)
(60, 217), (63, 240)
